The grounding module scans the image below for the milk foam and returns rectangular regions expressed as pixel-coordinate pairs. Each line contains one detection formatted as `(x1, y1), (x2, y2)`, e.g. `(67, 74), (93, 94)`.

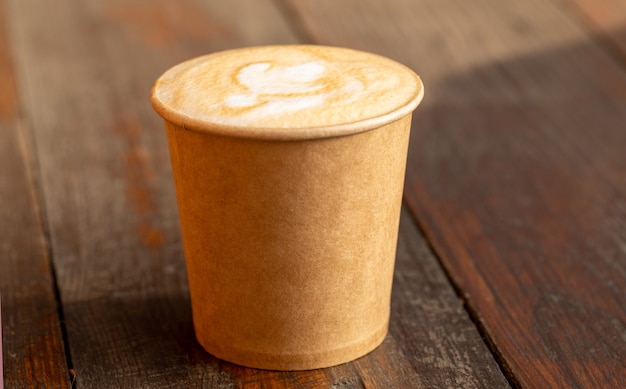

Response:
(152, 46), (423, 132)
(223, 60), (365, 118)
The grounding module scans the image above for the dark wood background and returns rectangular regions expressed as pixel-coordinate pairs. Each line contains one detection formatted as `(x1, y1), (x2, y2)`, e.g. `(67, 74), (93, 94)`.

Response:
(1, 0), (625, 387)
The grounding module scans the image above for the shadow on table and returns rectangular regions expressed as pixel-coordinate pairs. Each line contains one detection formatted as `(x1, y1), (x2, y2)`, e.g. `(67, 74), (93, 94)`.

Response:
(404, 25), (626, 388)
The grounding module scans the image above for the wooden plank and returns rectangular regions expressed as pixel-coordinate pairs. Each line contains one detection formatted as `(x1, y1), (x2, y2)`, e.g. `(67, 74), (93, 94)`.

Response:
(388, 208), (510, 388)
(6, 0), (298, 386)
(7, 0), (514, 386)
(0, 0), (70, 386)
(567, 0), (626, 56)
(286, 0), (626, 387)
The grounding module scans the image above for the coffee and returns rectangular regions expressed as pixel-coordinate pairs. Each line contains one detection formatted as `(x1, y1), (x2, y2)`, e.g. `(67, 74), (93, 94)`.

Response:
(151, 45), (422, 136)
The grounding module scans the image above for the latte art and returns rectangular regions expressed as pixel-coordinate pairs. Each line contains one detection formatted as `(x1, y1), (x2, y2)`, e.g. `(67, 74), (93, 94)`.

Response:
(223, 61), (365, 118)
(151, 45), (423, 136)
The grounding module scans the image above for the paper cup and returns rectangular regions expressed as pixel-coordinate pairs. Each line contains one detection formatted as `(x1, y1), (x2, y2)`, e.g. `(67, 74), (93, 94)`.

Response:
(151, 45), (423, 370)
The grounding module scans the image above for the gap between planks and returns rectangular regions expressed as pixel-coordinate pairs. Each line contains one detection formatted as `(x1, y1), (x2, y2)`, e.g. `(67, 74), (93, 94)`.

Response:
(402, 200), (522, 389)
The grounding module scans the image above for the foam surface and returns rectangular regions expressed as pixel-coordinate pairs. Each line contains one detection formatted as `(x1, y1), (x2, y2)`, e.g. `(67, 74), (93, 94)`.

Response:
(152, 45), (423, 134)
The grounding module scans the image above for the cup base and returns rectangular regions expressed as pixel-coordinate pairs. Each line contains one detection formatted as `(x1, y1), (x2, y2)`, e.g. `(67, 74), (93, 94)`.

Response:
(196, 322), (389, 371)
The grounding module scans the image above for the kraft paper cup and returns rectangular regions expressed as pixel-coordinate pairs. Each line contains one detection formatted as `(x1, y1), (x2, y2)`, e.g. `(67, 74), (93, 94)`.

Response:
(151, 45), (423, 370)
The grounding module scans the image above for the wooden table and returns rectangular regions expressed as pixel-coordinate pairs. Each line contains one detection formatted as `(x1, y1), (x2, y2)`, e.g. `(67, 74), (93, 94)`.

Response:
(1, 0), (625, 387)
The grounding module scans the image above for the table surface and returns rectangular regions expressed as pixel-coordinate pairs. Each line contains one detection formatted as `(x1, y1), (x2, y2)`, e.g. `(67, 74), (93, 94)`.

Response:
(2, 0), (625, 388)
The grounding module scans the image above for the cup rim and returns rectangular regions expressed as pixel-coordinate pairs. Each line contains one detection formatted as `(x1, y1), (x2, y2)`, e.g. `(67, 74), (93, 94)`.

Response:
(150, 45), (424, 140)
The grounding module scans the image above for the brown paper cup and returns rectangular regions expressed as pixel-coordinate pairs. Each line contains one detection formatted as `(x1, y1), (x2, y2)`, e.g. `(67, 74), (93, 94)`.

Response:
(151, 45), (423, 370)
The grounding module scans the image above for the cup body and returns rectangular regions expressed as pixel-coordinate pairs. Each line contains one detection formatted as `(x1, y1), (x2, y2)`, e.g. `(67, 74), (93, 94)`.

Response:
(164, 115), (412, 370)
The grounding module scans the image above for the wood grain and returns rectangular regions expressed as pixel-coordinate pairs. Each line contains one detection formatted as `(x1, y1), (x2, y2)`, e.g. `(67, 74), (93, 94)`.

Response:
(387, 208), (510, 388)
(5, 0), (297, 386)
(6, 0), (512, 386)
(0, 0), (70, 386)
(286, 0), (626, 387)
